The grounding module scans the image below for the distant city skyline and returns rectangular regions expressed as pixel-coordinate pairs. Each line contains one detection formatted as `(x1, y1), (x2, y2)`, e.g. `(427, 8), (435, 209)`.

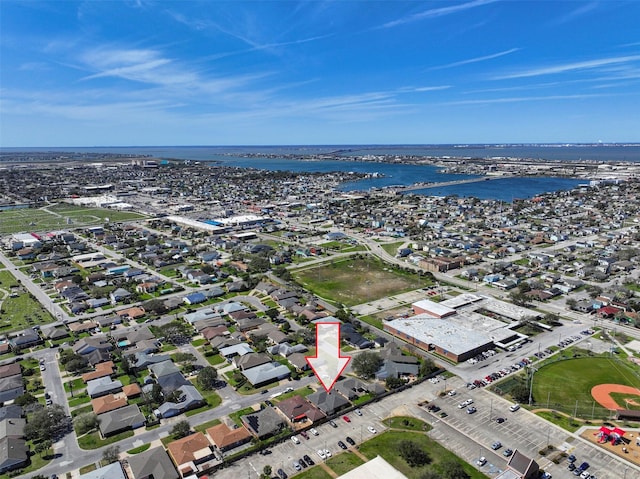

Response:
(1, 0), (639, 147)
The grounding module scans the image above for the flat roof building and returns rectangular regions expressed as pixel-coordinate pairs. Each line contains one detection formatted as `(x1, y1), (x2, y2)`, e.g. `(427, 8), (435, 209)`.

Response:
(337, 456), (407, 479)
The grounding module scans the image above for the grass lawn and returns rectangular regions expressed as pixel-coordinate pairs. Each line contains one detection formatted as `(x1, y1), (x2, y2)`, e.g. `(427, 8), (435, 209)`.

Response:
(229, 406), (256, 426)
(272, 385), (315, 403)
(358, 431), (486, 479)
(535, 411), (581, 432)
(0, 447), (53, 479)
(294, 256), (430, 306)
(532, 357), (640, 418)
(293, 466), (333, 479)
(204, 353), (226, 366)
(610, 392), (640, 410)
(77, 430), (134, 450)
(194, 418), (222, 433)
(357, 315), (384, 331)
(79, 464), (97, 474)
(0, 270), (19, 288)
(68, 394), (91, 407)
(0, 204), (146, 235)
(0, 292), (55, 334)
(380, 241), (405, 256)
(127, 444), (151, 455)
(325, 452), (365, 475)
(383, 416), (431, 432)
(185, 389), (222, 417)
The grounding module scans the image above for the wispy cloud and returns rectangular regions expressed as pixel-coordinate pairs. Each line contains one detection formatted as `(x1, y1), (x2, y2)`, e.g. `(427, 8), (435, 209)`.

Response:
(548, 1), (598, 26)
(444, 93), (606, 106)
(429, 48), (519, 70)
(493, 55), (640, 80)
(381, 0), (498, 29)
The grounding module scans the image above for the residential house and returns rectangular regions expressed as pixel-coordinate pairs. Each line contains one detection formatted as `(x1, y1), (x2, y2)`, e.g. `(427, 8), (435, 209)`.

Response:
(233, 353), (271, 371)
(0, 437), (28, 474)
(98, 404), (145, 437)
(307, 390), (350, 415)
(241, 407), (286, 439)
(68, 321), (99, 334)
(287, 353), (310, 372)
(110, 287), (132, 305)
(78, 462), (127, 479)
(166, 432), (215, 477)
(81, 361), (115, 383)
(184, 292), (207, 305)
(276, 396), (326, 425)
(86, 376), (123, 398)
(154, 384), (204, 418)
(92, 394), (128, 415)
(243, 362), (291, 387)
(8, 330), (42, 351)
(128, 446), (179, 479)
(116, 306), (146, 320)
(206, 422), (252, 452)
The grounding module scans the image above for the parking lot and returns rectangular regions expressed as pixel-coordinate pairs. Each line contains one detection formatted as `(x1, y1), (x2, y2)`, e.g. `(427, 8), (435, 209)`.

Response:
(420, 377), (633, 479)
(218, 409), (387, 479)
(213, 372), (639, 479)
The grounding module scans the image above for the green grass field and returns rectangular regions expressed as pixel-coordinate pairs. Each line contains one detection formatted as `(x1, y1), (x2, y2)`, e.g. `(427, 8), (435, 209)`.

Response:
(532, 357), (640, 418)
(325, 452), (365, 475)
(358, 430), (486, 479)
(0, 203), (146, 235)
(294, 256), (431, 306)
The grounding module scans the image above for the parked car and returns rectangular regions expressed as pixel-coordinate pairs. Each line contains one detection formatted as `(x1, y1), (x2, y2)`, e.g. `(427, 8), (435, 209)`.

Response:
(277, 469), (287, 479)
(300, 430), (309, 439)
(317, 449), (326, 459)
(298, 458), (307, 469)
(567, 455), (576, 463)
(476, 457), (487, 466)
(491, 441), (502, 450)
(467, 406), (477, 414)
(355, 408), (363, 416)
(324, 448), (332, 458)
(367, 426), (377, 434)
(338, 441), (347, 450)
(310, 428), (319, 436)
(329, 420), (338, 428)
(509, 404), (520, 412)
(503, 449), (513, 457)
(345, 436), (355, 446)
(303, 454), (314, 466)
(495, 417), (505, 424)
(291, 436), (300, 445)
(293, 461), (302, 471)
(343, 415), (351, 423)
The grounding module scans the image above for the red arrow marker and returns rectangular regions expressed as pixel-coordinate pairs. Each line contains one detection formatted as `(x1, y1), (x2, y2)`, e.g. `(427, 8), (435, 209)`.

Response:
(306, 322), (351, 392)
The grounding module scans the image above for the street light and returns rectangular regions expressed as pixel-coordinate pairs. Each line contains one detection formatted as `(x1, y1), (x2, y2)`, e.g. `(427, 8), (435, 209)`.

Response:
(528, 366), (538, 406)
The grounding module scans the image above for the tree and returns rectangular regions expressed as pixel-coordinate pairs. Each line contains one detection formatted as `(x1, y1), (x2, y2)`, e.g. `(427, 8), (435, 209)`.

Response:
(24, 404), (70, 442)
(397, 440), (431, 467)
(74, 412), (100, 435)
(265, 308), (279, 320)
(385, 377), (406, 390)
(14, 393), (38, 406)
(143, 298), (167, 315)
(150, 383), (164, 404)
(197, 366), (218, 390)
(440, 459), (470, 479)
(511, 381), (531, 404)
(157, 320), (192, 344)
(121, 354), (133, 376)
(420, 357), (439, 377)
(102, 445), (120, 465)
(34, 439), (52, 457)
(351, 351), (383, 379)
(261, 465), (273, 479)
(171, 419), (191, 439)
(65, 356), (89, 373)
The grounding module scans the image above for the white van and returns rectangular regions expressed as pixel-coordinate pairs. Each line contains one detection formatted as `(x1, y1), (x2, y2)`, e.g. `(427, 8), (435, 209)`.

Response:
(509, 404), (520, 412)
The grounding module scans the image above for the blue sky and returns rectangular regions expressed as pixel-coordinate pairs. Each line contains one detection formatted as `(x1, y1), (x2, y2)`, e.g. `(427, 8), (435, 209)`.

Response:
(1, 0), (639, 146)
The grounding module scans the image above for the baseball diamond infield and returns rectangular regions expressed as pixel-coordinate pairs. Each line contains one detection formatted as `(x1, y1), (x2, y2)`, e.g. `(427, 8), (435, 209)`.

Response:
(591, 384), (640, 410)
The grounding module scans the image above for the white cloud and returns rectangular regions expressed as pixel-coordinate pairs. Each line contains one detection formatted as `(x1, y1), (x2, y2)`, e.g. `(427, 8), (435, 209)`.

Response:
(430, 48), (520, 70)
(382, 0), (498, 29)
(444, 93), (606, 105)
(494, 55), (640, 80)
